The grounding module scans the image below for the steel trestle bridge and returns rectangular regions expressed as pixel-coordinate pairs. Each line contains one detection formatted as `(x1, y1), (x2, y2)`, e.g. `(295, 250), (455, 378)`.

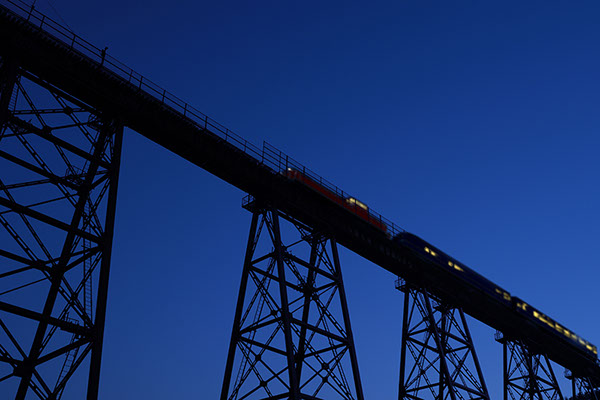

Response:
(0, 1), (598, 399)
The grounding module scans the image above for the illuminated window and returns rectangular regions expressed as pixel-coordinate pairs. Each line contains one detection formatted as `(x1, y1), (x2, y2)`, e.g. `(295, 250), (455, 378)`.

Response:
(346, 197), (368, 211)
(447, 260), (462, 271)
(556, 325), (564, 334)
(424, 247), (438, 257)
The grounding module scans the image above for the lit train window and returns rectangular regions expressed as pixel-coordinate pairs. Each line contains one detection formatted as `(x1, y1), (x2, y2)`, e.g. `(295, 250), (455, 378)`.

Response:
(346, 197), (368, 211)
(495, 288), (511, 301)
(555, 325), (564, 334)
(425, 247), (437, 257)
(564, 329), (571, 337)
(448, 261), (463, 271)
(533, 311), (555, 330)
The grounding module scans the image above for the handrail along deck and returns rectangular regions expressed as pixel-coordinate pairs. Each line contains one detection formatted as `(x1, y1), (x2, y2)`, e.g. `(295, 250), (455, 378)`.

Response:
(0, 0), (405, 237)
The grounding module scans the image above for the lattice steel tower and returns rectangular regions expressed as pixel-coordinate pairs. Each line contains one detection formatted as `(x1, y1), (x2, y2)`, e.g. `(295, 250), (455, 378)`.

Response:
(221, 197), (364, 400)
(0, 55), (122, 399)
(396, 280), (490, 400)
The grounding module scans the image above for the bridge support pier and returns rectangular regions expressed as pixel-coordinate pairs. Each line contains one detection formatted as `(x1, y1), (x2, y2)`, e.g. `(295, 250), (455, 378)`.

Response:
(396, 280), (490, 400)
(0, 57), (123, 399)
(220, 196), (364, 400)
(496, 333), (563, 400)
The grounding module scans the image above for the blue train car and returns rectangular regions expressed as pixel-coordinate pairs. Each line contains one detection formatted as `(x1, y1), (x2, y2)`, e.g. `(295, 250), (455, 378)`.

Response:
(392, 231), (598, 361)
(513, 296), (597, 359)
(393, 232), (512, 305)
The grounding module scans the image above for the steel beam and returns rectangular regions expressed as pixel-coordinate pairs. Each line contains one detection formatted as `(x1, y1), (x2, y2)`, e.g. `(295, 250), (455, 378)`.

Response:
(220, 197), (364, 400)
(86, 124), (123, 400)
(496, 332), (563, 400)
(397, 280), (490, 400)
(566, 372), (599, 400)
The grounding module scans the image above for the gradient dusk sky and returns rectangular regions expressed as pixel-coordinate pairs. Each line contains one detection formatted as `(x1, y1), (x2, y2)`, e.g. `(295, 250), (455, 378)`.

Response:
(9, 1), (600, 398)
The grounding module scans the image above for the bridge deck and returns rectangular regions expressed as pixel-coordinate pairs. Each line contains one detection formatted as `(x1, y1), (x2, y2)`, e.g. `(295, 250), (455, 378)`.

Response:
(1, 0), (597, 382)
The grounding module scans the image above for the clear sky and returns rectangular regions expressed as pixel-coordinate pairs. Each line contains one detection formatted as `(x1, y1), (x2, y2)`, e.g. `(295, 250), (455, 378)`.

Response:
(18, 0), (600, 398)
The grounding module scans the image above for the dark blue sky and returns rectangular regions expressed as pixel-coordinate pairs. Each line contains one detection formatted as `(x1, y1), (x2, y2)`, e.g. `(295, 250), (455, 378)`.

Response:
(26, 0), (600, 398)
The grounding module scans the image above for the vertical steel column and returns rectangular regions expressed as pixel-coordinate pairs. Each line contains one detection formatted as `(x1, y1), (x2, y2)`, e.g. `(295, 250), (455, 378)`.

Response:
(86, 125), (123, 400)
(0, 66), (123, 399)
(221, 212), (261, 400)
(398, 282), (410, 400)
(271, 208), (302, 398)
(295, 234), (319, 383)
(503, 339), (509, 400)
(496, 333), (563, 400)
(396, 280), (490, 400)
(220, 197), (364, 400)
(331, 238), (364, 400)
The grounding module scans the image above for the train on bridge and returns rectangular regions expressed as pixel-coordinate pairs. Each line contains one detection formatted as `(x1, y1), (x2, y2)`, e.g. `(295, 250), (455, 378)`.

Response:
(285, 167), (599, 361)
(2, 0), (598, 395)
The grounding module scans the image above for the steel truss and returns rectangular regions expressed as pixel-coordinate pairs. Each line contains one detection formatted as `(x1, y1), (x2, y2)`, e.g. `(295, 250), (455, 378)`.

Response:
(0, 56), (122, 399)
(565, 371), (599, 400)
(397, 280), (490, 400)
(495, 332), (563, 400)
(221, 197), (364, 400)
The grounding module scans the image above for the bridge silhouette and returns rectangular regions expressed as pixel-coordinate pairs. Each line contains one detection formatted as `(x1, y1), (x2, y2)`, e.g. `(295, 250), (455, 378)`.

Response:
(0, 1), (598, 399)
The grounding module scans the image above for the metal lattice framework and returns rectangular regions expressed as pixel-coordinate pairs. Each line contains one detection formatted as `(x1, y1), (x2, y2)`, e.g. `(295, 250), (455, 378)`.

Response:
(566, 372), (599, 400)
(496, 333), (563, 400)
(0, 56), (122, 399)
(397, 281), (490, 400)
(220, 198), (364, 400)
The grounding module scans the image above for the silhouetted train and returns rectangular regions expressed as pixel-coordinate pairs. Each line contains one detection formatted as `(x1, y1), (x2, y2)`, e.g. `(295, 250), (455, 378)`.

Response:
(394, 232), (598, 360)
(283, 167), (598, 360)
(284, 168), (387, 232)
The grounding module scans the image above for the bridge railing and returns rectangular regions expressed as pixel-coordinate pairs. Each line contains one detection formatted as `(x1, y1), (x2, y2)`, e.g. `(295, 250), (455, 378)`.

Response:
(1, 0), (405, 237)
(260, 142), (405, 237)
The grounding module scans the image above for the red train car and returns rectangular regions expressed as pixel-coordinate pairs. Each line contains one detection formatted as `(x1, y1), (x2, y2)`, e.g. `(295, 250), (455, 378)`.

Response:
(284, 168), (387, 233)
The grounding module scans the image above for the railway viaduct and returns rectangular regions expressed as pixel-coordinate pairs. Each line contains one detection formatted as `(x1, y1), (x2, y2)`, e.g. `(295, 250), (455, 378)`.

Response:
(0, 1), (598, 399)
